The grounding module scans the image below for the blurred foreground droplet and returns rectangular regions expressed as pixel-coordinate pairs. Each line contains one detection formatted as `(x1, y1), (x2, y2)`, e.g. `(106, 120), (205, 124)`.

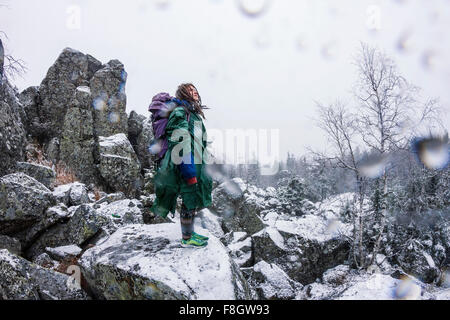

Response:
(321, 41), (338, 60)
(411, 134), (449, 170)
(237, 0), (270, 18)
(421, 50), (438, 71)
(148, 140), (163, 155)
(357, 154), (387, 178)
(93, 92), (108, 111)
(393, 276), (421, 300)
(108, 112), (120, 124)
(154, 0), (170, 10)
(396, 30), (414, 53)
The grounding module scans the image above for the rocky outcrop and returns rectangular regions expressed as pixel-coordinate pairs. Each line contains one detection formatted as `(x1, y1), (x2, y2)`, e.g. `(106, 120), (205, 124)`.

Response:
(79, 223), (251, 300)
(127, 110), (146, 149)
(247, 261), (303, 300)
(90, 59), (128, 137)
(0, 80), (27, 177)
(98, 133), (142, 198)
(0, 235), (21, 255)
(15, 162), (56, 189)
(252, 212), (351, 285)
(25, 204), (107, 260)
(0, 249), (90, 300)
(0, 173), (56, 236)
(135, 118), (155, 169)
(59, 86), (98, 184)
(211, 178), (265, 235)
(38, 48), (103, 140)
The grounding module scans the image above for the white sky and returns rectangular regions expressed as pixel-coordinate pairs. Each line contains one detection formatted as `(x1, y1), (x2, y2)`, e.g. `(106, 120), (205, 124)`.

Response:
(1, 0), (449, 162)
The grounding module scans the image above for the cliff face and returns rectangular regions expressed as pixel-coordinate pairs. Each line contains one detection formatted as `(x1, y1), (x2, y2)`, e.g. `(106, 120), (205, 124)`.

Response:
(1, 47), (154, 197)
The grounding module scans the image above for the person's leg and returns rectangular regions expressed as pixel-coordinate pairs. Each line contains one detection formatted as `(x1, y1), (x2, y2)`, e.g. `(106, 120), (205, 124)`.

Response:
(180, 203), (196, 240)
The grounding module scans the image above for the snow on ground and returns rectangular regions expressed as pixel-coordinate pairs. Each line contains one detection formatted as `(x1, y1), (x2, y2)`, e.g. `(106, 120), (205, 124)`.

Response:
(80, 222), (246, 300)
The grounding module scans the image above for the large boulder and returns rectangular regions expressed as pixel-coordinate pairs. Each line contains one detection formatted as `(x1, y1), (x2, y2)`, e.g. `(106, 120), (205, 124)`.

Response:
(79, 223), (251, 300)
(98, 133), (142, 198)
(15, 162), (56, 189)
(0, 173), (56, 236)
(211, 178), (265, 235)
(127, 110), (146, 149)
(90, 59), (128, 137)
(247, 260), (303, 300)
(0, 235), (21, 255)
(0, 249), (90, 300)
(252, 212), (351, 285)
(38, 48), (103, 140)
(0, 80), (27, 177)
(18, 86), (49, 140)
(396, 243), (441, 284)
(59, 86), (98, 184)
(135, 118), (155, 169)
(94, 199), (144, 235)
(25, 204), (107, 260)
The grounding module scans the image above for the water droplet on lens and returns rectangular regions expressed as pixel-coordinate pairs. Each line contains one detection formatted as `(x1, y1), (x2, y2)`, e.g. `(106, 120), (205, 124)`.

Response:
(393, 276), (421, 300)
(237, 0), (270, 18)
(321, 41), (338, 60)
(421, 50), (437, 71)
(358, 154), (387, 178)
(295, 34), (307, 51)
(93, 92), (108, 111)
(411, 134), (449, 170)
(148, 140), (163, 155)
(154, 0), (170, 9)
(396, 30), (414, 53)
(108, 112), (120, 123)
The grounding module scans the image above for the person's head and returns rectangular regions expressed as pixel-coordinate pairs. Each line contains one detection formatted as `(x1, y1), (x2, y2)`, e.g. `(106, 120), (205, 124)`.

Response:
(175, 83), (206, 119)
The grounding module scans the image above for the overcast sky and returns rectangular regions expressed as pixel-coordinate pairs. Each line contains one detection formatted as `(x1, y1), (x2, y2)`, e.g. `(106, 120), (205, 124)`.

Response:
(1, 0), (449, 163)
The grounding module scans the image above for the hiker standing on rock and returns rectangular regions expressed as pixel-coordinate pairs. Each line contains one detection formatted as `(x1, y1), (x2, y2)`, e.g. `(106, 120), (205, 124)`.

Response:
(149, 83), (213, 248)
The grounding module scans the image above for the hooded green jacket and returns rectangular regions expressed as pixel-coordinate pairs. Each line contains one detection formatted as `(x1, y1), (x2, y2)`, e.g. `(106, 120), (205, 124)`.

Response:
(150, 106), (213, 218)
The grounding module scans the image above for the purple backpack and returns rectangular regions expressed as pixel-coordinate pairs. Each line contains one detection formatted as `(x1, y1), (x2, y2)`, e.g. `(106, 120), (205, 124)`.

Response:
(148, 92), (190, 162)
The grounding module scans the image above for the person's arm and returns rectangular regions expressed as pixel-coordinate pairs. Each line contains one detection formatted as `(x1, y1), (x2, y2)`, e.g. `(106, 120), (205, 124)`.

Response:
(166, 107), (197, 185)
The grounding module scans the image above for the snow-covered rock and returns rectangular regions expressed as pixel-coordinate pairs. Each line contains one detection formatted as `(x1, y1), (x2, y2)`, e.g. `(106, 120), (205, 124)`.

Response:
(46, 245), (82, 261)
(211, 178), (265, 235)
(0, 235), (21, 255)
(227, 235), (253, 267)
(0, 172), (56, 236)
(0, 249), (89, 300)
(94, 199), (144, 235)
(194, 208), (224, 239)
(248, 261), (303, 300)
(79, 223), (251, 300)
(26, 204), (108, 260)
(53, 182), (90, 207)
(15, 162), (56, 189)
(98, 133), (142, 198)
(252, 213), (351, 285)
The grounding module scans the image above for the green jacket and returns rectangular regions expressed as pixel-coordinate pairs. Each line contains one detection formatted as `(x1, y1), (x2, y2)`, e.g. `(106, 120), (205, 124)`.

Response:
(150, 106), (213, 218)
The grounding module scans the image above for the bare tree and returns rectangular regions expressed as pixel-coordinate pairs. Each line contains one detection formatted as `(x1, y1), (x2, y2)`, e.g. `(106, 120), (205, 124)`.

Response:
(1, 3), (27, 82)
(353, 43), (441, 267)
(312, 100), (367, 268)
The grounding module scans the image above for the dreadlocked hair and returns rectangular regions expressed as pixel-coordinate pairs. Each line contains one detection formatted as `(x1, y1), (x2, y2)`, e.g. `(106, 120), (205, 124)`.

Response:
(175, 83), (208, 120)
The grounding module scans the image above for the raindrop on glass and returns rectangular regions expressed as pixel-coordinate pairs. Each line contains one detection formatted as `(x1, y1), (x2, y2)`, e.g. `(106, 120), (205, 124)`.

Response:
(357, 154), (387, 178)
(295, 34), (307, 51)
(148, 140), (163, 155)
(108, 112), (120, 124)
(237, 0), (271, 18)
(421, 50), (438, 71)
(93, 92), (108, 111)
(154, 0), (170, 10)
(321, 41), (338, 60)
(396, 30), (414, 53)
(392, 276), (421, 300)
(411, 134), (449, 170)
